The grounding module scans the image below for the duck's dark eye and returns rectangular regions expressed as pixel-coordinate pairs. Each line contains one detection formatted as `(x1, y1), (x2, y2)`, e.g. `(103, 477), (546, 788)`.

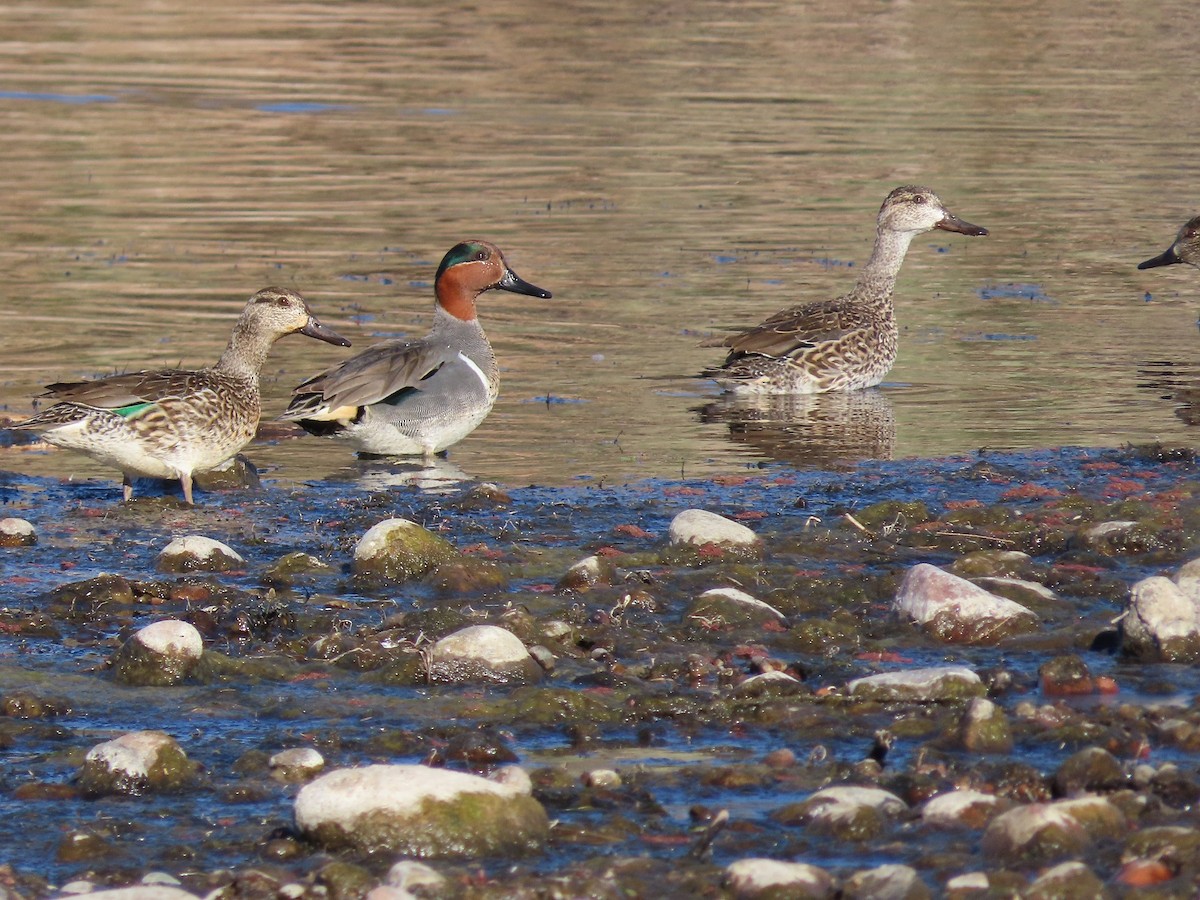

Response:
(475, 249), (489, 261)
(912, 195), (926, 204)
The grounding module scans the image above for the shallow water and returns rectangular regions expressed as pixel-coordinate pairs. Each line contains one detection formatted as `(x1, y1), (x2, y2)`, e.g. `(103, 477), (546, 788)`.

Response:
(1, 0), (1200, 489)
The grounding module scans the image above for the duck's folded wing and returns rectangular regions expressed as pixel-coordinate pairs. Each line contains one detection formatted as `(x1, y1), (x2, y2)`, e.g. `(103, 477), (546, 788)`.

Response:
(41, 370), (205, 410)
(718, 300), (861, 359)
(284, 339), (449, 418)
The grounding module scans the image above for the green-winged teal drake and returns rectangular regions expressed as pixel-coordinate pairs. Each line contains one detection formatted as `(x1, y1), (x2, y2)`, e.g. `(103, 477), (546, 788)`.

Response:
(14, 287), (350, 503)
(1139, 216), (1200, 271)
(704, 186), (988, 394)
(281, 240), (552, 459)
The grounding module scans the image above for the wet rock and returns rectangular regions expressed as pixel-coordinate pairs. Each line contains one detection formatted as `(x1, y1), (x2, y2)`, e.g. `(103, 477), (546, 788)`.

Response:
(192, 453), (260, 492)
(1074, 520), (1142, 552)
(0, 517), (36, 547)
(64, 888), (202, 900)
(1122, 576), (1200, 662)
(781, 785), (907, 840)
(1053, 746), (1125, 795)
(1039, 654), (1097, 696)
(429, 625), (541, 684)
(1024, 860), (1106, 900)
(724, 858), (834, 899)
(944, 872), (990, 897)
(847, 666), (985, 702)
(582, 768), (621, 789)
(50, 574), (135, 614)
(156, 536), (245, 574)
(958, 697), (1013, 753)
(351, 517), (459, 582)
(78, 730), (200, 796)
(1, 691), (70, 718)
(841, 864), (930, 900)
(979, 802), (1090, 865)
(687, 587), (786, 629)
(894, 563), (1039, 644)
(921, 789), (1004, 829)
(264, 551), (334, 586)
(1055, 795), (1127, 840)
(948, 549), (1035, 580)
(111, 619), (203, 686)
(734, 670), (807, 698)
(294, 763), (549, 857)
(269, 747), (325, 782)
(663, 509), (762, 563)
(1122, 825), (1200, 874)
(315, 860), (375, 900)
(557, 554), (617, 592)
(972, 576), (1062, 613)
(372, 860), (448, 899)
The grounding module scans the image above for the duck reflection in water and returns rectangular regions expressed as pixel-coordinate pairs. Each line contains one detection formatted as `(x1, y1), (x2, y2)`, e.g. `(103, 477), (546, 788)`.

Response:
(696, 389), (896, 470)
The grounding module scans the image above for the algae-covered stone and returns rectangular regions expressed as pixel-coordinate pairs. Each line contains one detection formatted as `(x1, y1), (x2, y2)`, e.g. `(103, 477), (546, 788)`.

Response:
(157, 536), (245, 574)
(980, 802), (1089, 865)
(1024, 861), (1106, 900)
(264, 551), (334, 586)
(50, 574), (135, 612)
(958, 697), (1013, 753)
(1054, 746), (1125, 795)
(724, 858), (834, 899)
(111, 619), (203, 686)
(429, 625), (541, 684)
(557, 555), (617, 592)
(294, 763), (549, 857)
(67, 888), (202, 900)
(78, 730), (199, 796)
(1122, 575), (1200, 662)
(688, 587), (786, 629)
(895, 563), (1039, 644)
(1054, 796), (1127, 840)
(351, 518), (459, 582)
(0, 517), (36, 547)
(842, 864), (930, 900)
(269, 747), (325, 782)
(783, 786), (907, 840)
(847, 666), (985, 702)
(734, 670), (807, 698)
(921, 789), (1004, 829)
(191, 453), (260, 493)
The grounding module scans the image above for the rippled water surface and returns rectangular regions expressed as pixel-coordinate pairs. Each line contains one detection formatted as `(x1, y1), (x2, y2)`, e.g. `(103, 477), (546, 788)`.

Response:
(0, 0), (1199, 489)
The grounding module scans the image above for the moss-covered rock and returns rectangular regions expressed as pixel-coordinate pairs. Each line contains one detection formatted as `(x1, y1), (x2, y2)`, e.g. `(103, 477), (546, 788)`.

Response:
(111, 619), (203, 686)
(78, 730), (200, 796)
(351, 518), (460, 583)
(294, 764), (549, 857)
(157, 535), (245, 573)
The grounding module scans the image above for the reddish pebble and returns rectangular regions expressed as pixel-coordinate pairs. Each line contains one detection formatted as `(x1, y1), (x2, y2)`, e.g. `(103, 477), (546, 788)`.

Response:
(1116, 859), (1173, 887)
(763, 748), (796, 768)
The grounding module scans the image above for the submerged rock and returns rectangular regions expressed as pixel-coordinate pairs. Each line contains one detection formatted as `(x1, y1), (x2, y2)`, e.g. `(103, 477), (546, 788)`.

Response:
(979, 802), (1090, 865)
(430, 625), (541, 684)
(847, 666), (985, 702)
(895, 563), (1039, 644)
(841, 864), (930, 900)
(958, 697), (1013, 753)
(269, 747), (325, 782)
(1122, 576), (1200, 662)
(156, 536), (245, 573)
(781, 785), (908, 840)
(351, 517), (460, 582)
(557, 554), (618, 592)
(111, 619), (204, 686)
(724, 858), (834, 899)
(294, 763), (549, 857)
(78, 730), (199, 796)
(663, 509), (762, 563)
(687, 587), (787, 629)
(921, 789), (1005, 829)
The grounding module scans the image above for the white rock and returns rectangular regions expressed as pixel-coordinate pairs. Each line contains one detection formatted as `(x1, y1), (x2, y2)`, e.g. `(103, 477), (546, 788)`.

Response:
(86, 731), (180, 781)
(980, 803), (1089, 862)
(269, 747), (325, 775)
(895, 563), (1038, 643)
(157, 535), (244, 571)
(921, 789), (1001, 828)
(847, 666), (982, 701)
(132, 620), (203, 661)
(1124, 575), (1200, 660)
(842, 864), (929, 900)
(724, 858), (834, 899)
(668, 509), (759, 547)
(431, 624), (538, 683)
(65, 890), (200, 900)
(973, 576), (1059, 603)
(0, 517), (36, 544)
(944, 872), (989, 891)
(803, 785), (907, 824)
(582, 768), (622, 789)
(383, 860), (447, 894)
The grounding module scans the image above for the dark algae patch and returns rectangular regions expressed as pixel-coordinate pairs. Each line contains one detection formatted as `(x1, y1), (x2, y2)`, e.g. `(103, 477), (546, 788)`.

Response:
(3, 446), (1200, 895)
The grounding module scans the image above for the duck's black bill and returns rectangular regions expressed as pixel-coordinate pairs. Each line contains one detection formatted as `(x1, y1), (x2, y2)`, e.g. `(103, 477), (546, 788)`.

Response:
(301, 318), (353, 347)
(1137, 247), (1180, 270)
(936, 214), (988, 237)
(499, 269), (553, 299)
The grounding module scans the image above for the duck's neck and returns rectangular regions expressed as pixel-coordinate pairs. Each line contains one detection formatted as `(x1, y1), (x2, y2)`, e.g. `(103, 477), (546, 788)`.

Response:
(852, 227), (918, 307)
(216, 320), (272, 382)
